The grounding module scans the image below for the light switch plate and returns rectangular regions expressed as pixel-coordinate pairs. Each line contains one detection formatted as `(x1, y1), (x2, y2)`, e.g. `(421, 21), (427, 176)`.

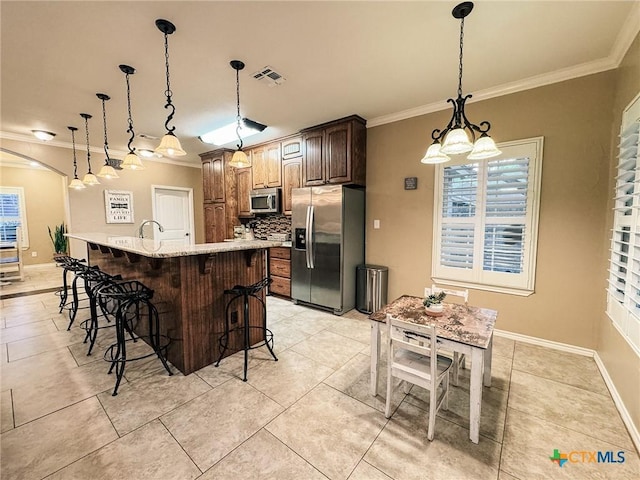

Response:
(373, 219), (380, 229)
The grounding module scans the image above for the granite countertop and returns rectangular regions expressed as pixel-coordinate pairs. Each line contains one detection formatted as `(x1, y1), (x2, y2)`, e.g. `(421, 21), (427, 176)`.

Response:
(370, 295), (497, 349)
(67, 233), (283, 258)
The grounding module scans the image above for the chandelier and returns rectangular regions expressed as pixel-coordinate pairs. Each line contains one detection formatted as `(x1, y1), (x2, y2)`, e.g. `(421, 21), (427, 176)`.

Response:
(228, 60), (252, 169)
(80, 113), (100, 185)
(67, 126), (85, 190)
(421, 2), (501, 164)
(120, 64), (145, 170)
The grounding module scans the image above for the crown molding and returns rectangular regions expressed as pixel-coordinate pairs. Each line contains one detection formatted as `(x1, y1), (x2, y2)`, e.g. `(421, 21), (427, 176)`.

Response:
(368, 6), (640, 129)
(0, 131), (201, 169)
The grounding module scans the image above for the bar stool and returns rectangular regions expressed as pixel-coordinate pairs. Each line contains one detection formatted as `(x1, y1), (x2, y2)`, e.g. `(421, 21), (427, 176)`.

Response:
(215, 277), (277, 381)
(99, 280), (173, 396)
(66, 262), (95, 330)
(53, 256), (86, 316)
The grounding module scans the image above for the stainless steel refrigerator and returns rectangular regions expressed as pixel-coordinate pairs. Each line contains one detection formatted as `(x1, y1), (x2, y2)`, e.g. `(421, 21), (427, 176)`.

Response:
(291, 185), (365, 315)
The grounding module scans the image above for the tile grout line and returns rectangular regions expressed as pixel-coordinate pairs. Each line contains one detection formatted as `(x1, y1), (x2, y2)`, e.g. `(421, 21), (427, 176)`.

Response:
(496, 341), (516, 479)
(157, 416), (204, 474)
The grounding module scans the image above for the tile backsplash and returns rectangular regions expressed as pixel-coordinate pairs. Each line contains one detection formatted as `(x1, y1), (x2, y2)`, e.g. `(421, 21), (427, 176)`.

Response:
(243, 214), (291, 240)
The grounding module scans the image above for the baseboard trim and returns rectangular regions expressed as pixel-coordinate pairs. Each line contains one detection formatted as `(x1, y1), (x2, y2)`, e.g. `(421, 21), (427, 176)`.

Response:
(493, 328), (594, 357)
(594, 352), (640, 454)
(24, 262), (57, 269)
(493, 328), (640, 453)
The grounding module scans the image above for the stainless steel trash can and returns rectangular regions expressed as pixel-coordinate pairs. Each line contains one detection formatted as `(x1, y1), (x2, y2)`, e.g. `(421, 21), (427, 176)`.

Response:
(356, 264), (388, 314)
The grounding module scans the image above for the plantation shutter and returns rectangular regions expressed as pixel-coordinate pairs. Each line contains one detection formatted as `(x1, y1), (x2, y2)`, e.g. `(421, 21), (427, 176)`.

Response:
(0, 190), (22, 243)
(606, 95), (640, 354)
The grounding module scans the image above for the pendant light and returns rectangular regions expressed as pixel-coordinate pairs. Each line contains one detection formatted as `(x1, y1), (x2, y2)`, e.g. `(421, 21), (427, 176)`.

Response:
(119, 64), (145, 170)
(80, 113), (100, 185)
(96, 93), (119, 179)
(154, 19), (186, 157)
(67, 126), (86, 190)
(228, 60), (251, 168)
(421, 2), (501, 164)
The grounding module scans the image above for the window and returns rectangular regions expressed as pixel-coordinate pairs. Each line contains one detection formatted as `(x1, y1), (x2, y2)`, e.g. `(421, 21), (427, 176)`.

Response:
(0, 186), (29, 247)
(607, 93), (640, 356)
(432, 137), (543, 295)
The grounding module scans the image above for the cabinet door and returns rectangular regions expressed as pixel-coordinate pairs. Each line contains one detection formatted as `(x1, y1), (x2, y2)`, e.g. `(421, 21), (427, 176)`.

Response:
(251, 147), (267, 189)
(204, 204), (216, 242)
(213, 203), (227, 242)
(282, 158), (302, 216)
(281, 136), (303, 160)
(302, 129), (325, 186)
(211, 155), (226, 202)
(237, 167), (253, 217)
(202, 158), (214, 202)
(265, 142), (282, 187)
(325, 122), (352, 184)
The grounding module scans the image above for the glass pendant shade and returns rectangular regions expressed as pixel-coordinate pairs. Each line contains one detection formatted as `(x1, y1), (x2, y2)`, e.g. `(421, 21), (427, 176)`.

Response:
(155, 132), (186, 156)
(467, 134), (502, 160)
(441, 128), (474, 155)
(69, 178), (86, 190)
(97, 164), (119, 179)
(229, 149), (251, 168)
(121, 152), (145, 170)
(82, 173), (100, 186)
(420, 142), (451, 164)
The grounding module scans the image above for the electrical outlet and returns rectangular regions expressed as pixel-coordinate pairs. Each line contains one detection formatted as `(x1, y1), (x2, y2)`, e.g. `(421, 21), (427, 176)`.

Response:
(374, 219), (380, 229)
(230, 311), (238, 324)
(31, 251), (37, 257)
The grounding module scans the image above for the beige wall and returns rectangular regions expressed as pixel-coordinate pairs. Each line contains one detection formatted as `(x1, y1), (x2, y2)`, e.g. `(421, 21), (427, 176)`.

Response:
(0, 139), (204, 259)
(598, 34), (640, 433)
(0, 165), (66, 265)
(367, 71), (614, 349)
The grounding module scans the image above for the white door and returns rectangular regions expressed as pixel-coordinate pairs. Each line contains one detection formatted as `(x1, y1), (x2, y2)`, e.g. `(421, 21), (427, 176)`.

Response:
(152, 186), (194, 244)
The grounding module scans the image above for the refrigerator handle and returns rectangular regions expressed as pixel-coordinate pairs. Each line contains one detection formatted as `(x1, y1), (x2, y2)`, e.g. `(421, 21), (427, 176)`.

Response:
(305, 206), (312, 269)
(308, 205), (315, 269)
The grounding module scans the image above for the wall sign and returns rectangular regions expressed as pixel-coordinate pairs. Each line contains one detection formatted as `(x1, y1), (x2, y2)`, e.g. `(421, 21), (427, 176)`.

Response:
(104, 190), (134, 224)
(404, 177), (418, 190)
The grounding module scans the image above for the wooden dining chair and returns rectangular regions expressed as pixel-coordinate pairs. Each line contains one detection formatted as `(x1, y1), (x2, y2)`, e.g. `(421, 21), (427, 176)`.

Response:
(427, 284), (469, 386)
(385, 314), (452, 441)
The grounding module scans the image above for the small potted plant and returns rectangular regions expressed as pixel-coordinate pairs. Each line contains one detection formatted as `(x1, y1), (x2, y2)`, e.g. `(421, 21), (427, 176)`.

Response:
(48, 222), (69, 259)
(423, 291), (446, 316)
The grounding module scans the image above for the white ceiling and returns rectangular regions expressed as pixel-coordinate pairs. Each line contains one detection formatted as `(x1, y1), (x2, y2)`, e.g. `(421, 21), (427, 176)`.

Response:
(1, 1), (638, 166)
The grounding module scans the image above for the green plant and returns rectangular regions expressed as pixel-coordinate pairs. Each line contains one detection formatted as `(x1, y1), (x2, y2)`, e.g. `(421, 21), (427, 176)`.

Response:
(48, 222), (68, 255)
(423, 291), (446, 307)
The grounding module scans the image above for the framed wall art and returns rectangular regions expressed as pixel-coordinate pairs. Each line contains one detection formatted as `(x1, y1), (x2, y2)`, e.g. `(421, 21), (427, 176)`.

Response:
(104, 190), (134, 224)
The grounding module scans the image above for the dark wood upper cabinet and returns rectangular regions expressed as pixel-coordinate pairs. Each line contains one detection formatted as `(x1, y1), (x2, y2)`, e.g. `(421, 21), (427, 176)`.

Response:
(251, 142), (282, 189)
(301, 115), (366, 187)
(281, 135), (303, 160)
(202, 158), (214, 202)
(201, 153), (225, 203)
(200, 148), (237, 242)
(237, 167), (253, 217)
(282, 158), (302, 216)
(250, 146), (266, 189)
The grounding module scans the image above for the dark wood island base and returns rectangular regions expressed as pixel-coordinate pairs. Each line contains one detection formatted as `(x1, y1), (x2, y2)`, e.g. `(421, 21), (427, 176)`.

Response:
(69, 234), (284, 375)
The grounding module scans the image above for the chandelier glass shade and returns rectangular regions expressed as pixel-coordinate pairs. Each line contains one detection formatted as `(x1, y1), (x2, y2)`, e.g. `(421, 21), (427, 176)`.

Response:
(154, 19), (186, 157)
(421, 2), (501, 164)
(67, 126), (86, 190)
(80, 113), (100, 186)
(228, 60), (252, 169)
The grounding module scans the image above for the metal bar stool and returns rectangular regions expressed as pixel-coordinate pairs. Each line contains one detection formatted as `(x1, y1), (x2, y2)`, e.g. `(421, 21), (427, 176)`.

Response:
(215, 277), (277, 381)
(53, 256), (87, 316)
(99, 280), (173, 396)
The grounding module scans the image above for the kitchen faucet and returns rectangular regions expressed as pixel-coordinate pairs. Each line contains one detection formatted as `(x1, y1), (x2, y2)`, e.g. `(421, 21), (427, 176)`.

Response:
(138, 220), (164, 238)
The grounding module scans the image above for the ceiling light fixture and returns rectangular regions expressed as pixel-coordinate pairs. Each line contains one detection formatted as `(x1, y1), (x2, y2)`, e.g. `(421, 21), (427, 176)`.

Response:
(198, 118), (267, 146)
(31, 130), (56, 141)
(228, 60), (252, 168)
(80, 113), (100, 185)
(96, 93), (119, 179)
(154, 19), (186, 157)
(421, 2), (501, 164)
(119, 64), (146, 170)
(67, 126), (85, 190)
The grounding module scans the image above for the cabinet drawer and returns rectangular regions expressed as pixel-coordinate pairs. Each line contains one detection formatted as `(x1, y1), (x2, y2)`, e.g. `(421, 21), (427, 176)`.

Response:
(270, 247), (291, 260)
(270, 275), (291, 297)
(270, 258), (291, 278)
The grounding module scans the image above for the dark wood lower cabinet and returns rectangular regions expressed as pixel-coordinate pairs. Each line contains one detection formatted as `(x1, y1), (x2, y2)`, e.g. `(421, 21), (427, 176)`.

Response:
(269, 247), (291, 298)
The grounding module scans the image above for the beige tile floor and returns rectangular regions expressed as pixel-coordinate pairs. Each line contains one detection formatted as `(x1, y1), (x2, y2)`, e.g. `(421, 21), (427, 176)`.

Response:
(0, 265), (639, 479)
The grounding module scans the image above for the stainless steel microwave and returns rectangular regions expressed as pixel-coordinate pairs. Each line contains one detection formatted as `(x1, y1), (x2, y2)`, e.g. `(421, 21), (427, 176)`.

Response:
(250, 188), (281, 214)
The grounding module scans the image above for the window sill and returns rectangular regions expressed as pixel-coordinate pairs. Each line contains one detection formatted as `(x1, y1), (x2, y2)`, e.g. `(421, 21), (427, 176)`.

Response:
(431, 277), (534, 297)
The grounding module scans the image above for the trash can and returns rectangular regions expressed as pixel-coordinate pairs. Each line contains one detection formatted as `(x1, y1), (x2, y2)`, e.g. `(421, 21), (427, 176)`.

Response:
(356, 264), (388, 314)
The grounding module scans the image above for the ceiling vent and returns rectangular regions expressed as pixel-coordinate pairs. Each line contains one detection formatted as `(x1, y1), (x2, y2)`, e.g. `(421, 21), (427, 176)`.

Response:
(252, 66), (286, 86)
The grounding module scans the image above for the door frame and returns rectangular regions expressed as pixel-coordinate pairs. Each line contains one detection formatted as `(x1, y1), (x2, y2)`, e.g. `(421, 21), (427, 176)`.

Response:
(151, 185), (195, 245)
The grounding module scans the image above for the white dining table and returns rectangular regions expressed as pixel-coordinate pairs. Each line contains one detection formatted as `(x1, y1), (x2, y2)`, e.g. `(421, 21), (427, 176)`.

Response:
(369, 295), (497, 444)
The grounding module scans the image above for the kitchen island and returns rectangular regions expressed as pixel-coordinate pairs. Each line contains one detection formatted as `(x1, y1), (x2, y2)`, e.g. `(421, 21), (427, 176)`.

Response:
(67, 233), (283, 375)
